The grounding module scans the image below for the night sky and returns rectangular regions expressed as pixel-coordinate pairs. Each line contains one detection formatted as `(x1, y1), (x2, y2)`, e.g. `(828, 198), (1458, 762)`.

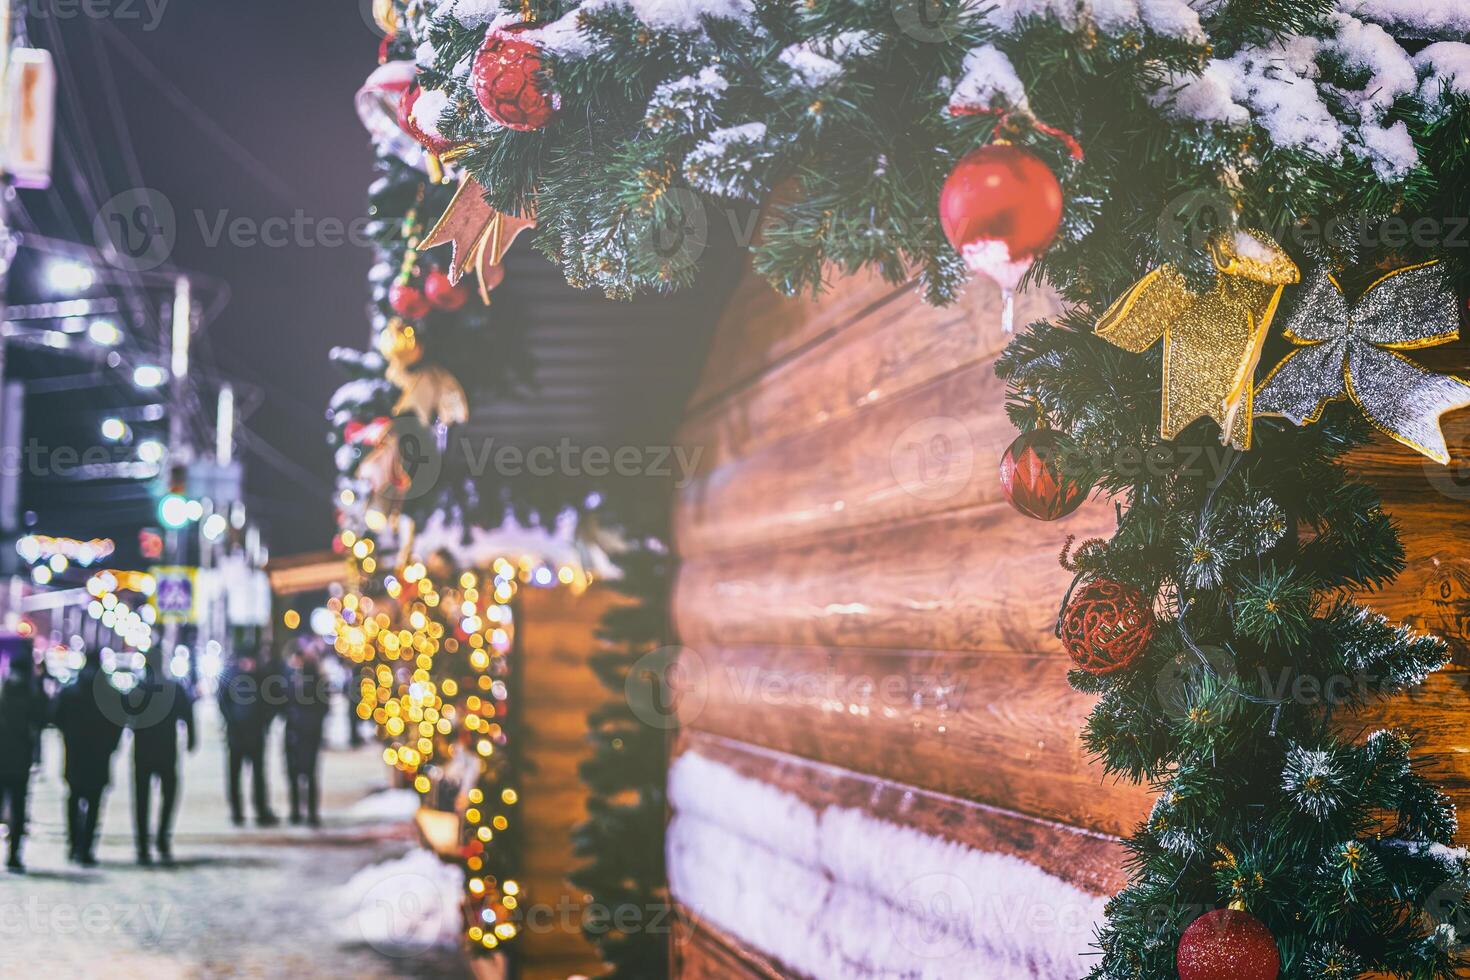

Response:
(16, 0), (382, 555)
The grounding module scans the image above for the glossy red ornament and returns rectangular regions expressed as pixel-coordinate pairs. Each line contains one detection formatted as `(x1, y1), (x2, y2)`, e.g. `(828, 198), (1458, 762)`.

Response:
(344, 416), (391, 446)
(471, 27), (557, 132)
(424, 269), (471, 311)
(389, 281), (432, 320)
(1177, 907), (1280, 980)
(940, 143), (1063, 291)
(397, 85), (456, 156)
(999, 429), (1088, 521)
(1060, 579), (1155, 675)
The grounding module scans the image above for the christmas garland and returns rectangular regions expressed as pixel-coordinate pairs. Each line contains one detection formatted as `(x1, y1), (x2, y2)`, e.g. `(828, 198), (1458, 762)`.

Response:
(568, 541), (673, 979)
(393, 1), (1470, 976)
(334, 536), (590, 959)
(397, 0), (1470, 305)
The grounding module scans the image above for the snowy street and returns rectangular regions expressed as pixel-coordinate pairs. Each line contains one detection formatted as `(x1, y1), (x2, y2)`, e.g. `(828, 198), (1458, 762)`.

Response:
(0, 701), (470, 980)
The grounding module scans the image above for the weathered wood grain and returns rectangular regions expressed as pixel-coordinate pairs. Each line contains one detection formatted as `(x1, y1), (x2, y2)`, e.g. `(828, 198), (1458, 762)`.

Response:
(677, 275), (1059, 480)
(675, 355), (1019, 558)
(673, 646), (1149, 838)
(674, 496), (1116, 656)
(673, 910), (787, 980)
(685, 266), (903, 418)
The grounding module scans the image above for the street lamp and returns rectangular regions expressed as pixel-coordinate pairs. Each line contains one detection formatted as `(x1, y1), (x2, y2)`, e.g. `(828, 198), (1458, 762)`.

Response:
(46, 259), (94, 293)
(87, 319), (121, 346)
(137, 439), (165, 464)
(100, 417), (129, 442)
(132, 365), (167, 388)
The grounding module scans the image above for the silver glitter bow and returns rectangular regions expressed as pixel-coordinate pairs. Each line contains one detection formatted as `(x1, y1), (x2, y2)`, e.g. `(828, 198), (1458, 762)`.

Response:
(1256, 261), (1470, 464)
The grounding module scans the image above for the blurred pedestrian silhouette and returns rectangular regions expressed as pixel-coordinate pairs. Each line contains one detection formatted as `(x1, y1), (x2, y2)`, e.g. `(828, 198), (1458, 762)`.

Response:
(218, 653), (278, 826)
(284, 645), (331, 826)
(129, 656), (197, 865)
(0, 643), (45, 873)
(54, 649), (124, 866)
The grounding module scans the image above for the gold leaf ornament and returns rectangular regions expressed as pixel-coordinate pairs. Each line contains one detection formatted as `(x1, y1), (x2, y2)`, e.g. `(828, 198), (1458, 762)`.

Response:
(421, 176), (535, 304)
(1096, 231), (1300, 449)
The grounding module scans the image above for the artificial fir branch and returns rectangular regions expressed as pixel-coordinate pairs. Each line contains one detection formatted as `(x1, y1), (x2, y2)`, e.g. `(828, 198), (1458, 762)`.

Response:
(568, 542), (673, 979)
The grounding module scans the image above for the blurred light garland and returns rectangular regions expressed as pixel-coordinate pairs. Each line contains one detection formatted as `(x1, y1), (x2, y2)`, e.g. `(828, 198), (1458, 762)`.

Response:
(333, 533), (587, 954)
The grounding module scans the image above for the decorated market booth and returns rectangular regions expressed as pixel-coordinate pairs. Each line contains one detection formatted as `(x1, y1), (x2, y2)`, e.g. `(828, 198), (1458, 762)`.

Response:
(355, 0), (1470, 978)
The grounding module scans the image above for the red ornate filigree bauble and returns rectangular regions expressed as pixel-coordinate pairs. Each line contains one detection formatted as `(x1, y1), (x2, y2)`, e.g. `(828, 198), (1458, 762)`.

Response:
(1177, 907), (1280, 980)
(999, 429), (1088, 521)
(940, 143), (1062, 291)
(471, 27), (557, 132)
(389, 281), (431, 320)
(397, 84), (456, 156)
(424, 269), (470, 311)
(1060, 579), (1156, 675)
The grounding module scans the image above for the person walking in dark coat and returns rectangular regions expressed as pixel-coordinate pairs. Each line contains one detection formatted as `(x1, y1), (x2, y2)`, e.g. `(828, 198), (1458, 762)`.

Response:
(129, 658), (196, 865)
(284, 647), (331, 826)
(0, 649), (44, 872)
(218, 655), (278, 826)
(53, 649), (124, 866)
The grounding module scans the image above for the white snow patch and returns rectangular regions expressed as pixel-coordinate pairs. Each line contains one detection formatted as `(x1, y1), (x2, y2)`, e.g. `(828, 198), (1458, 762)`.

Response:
(1356, 118), (1418, 180)
(1416, 42), (1470, 113)
(982, 0), (1203, 40)
(330, 378), (390, 412)
(948, 45), (1030, 113)
(334, 848), (463, 954)
(1149, 61), (1250, 126)
(667, 752), (1106, 980)
(1343, 0), (1470, 40)
(1326, 13), (1418, 126)
(411, 88), (452, 140)
(346, 788), (423, 821)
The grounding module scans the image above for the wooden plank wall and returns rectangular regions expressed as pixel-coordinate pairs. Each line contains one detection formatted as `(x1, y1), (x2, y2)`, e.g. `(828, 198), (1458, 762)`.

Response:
(666, 264), (1470, 978)
(515, 585), (629, 980)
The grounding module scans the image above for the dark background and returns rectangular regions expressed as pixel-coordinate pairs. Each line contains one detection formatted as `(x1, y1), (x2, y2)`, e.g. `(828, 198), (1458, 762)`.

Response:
(10, 0), (380, 556)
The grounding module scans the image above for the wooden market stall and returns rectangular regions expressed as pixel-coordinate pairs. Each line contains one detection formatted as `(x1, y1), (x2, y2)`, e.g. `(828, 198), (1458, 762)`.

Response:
(663, 265), (1470, 977)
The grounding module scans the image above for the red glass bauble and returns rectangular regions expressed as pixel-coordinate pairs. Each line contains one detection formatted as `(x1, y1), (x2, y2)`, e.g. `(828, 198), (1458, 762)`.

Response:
(389, 281), (432, 320)
(1060, 579), (1155, 675)
(999, 429), (1088, 521)
(471, 27), (557, 132)
(397, 85), (456, 156)
(940, 143), (1063, 291)
(424, 269), (471, 311)
(1177, 908), (1280, 980)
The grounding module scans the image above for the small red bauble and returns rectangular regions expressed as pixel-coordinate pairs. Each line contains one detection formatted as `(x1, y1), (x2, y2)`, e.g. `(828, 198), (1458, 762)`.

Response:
(389, 281), (432, 320)
(1177, 907), (1280, 980)
(397, 85), (456, 156)
(1060, 579), (1155, 675)
(471, 27), (558, 132)
(1000, 429), (1088, 521)
(424, 268), (470, 311)
(940, 143), (1063, 291)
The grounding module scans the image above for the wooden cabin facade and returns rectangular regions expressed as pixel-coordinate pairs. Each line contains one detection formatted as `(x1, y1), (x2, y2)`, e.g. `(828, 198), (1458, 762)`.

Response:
(661, 266), (1470, 978)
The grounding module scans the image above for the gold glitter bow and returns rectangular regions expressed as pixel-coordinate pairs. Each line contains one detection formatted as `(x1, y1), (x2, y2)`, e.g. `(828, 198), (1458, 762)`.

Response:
(1096, 231), (1299, 449)
(1256, 261), (1470, 464)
